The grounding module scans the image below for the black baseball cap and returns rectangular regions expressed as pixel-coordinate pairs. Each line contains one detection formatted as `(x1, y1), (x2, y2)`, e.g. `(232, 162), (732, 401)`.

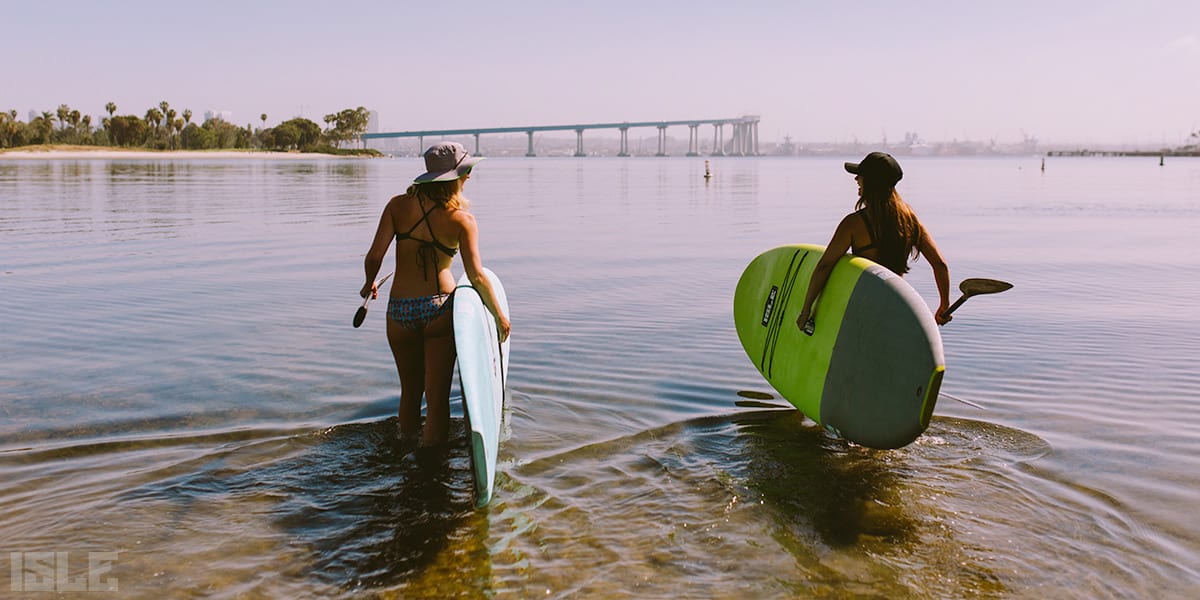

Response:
(845, 152), (903, 185)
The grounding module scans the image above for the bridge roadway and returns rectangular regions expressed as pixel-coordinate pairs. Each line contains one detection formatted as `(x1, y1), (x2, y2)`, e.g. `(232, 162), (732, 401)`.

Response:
(360, 115), (760, 157)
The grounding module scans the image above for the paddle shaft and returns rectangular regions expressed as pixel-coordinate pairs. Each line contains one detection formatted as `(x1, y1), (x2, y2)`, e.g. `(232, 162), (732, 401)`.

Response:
(360, 271), (393, 307)
(941, 391), (987, 410)
(945, 294), (970, 316)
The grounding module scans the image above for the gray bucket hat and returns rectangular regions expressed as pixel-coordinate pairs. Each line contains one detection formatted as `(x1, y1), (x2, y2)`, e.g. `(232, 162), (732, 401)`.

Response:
(414, 142), (484, 183)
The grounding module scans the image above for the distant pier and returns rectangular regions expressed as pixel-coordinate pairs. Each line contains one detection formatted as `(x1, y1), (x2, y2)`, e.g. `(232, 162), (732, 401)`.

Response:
(361, 116), (761, 157)
(1046, 149), (1199, 157)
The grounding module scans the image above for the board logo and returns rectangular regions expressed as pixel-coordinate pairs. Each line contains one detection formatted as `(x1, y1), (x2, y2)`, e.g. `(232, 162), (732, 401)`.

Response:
(761, 286), (778, 326)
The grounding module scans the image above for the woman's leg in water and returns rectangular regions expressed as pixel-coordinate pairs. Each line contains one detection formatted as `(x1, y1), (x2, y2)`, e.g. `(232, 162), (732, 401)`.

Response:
(420, 308), (456, 447)
(387, 319), (425, 439)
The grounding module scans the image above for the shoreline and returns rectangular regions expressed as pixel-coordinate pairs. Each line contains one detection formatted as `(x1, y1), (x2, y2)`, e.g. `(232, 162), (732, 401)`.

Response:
(6, 145), (1197, 161)
(0, 145), (364, 160)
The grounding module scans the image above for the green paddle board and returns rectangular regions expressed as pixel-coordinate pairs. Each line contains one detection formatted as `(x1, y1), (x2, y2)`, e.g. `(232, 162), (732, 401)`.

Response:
(733, 244), (945, 449)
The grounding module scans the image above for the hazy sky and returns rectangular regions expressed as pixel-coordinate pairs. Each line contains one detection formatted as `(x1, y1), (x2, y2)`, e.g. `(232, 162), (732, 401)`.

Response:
(5, 0), (1199, 146)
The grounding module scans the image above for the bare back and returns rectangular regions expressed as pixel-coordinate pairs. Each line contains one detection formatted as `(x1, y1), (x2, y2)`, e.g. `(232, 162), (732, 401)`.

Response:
(381, 193), (462, 298)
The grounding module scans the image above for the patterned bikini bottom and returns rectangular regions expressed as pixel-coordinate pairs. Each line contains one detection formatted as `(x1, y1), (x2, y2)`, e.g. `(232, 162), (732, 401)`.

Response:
(387, 293), (453, 329)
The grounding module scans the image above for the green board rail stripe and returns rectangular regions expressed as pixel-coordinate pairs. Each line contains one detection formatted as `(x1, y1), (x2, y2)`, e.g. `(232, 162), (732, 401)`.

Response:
(760, 248), (807, 378)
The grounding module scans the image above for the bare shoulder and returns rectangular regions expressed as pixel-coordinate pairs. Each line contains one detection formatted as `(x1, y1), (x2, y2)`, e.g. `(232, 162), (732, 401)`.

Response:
(449, 207), (477, 228)
(386, 192), (411, 210)
(837, 211), (866, 233)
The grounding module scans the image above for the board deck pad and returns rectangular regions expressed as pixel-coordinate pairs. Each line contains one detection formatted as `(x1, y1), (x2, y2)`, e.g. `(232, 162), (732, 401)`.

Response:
(733, 244), (944, 449)
(453, 268), (509, 507)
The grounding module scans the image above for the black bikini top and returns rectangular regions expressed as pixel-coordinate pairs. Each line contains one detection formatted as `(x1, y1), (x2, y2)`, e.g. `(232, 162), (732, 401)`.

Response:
(852, 209), (908, 275)
(396, 196), (457, 279)
(852, 209), (878, 254)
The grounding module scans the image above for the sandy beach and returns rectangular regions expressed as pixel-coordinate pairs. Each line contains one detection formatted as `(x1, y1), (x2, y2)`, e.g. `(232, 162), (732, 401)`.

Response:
(0, 145), (357, 160)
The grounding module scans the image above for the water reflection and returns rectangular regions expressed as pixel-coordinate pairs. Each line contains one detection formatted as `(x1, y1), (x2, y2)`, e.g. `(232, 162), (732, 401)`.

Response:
(0, 159), (379, 241)
(733, 411), (922, 548)
(326, 162), (368, 180)
(123, 419), (492, 595)
(493, 409), (1060, 597)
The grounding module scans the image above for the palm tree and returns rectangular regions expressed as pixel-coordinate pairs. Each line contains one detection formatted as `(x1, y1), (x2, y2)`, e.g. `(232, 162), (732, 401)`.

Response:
(65, 109), (81, 143)
(157, 101), (170, 139)
(165, 108), (177, 148)
(0, 111), (15, 149)
(323, 113), (337, 147)
(101, 104), (116, 141)
(183, 109), (192, 126)
(37, 111), (55, 144)
(145, 108), (163, 134)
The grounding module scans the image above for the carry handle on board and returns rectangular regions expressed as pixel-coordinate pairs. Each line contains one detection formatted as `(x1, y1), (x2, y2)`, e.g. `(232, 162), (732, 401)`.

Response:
(944, 278), (1013, 316)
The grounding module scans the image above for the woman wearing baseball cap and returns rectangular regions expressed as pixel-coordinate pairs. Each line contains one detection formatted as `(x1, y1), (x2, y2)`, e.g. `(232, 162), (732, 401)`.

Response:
(361, 141), (510, 449)
(796, 152), (952, 334)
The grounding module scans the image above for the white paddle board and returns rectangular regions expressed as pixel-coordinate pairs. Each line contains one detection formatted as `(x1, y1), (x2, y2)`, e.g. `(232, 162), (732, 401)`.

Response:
(453, 268), (509, 507)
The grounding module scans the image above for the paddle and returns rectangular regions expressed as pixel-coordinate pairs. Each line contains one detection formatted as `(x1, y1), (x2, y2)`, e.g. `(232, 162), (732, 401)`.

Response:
(940, 391), (988, 410)
(352, 272), (393, 328)
(944, 278), (1013, 316)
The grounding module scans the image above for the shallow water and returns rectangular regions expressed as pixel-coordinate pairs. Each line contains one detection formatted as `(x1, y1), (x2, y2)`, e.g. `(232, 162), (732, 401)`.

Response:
(1, 155), (1198, 598)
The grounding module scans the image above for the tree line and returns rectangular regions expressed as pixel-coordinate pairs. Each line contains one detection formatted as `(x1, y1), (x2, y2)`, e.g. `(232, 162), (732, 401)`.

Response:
(0, 101), (376, 154)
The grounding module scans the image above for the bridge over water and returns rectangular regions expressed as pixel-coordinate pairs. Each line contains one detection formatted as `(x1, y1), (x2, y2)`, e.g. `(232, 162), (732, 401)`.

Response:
(361, 115), (760, 157)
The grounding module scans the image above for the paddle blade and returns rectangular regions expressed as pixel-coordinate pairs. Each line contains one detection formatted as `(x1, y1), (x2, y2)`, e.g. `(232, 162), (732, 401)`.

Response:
(735, 400), (792, 410)
(736, 390), (776, 400)
(352, 306), (367, 328)
(959, 278), (1013, 296)
(945, 278), (1013, 316)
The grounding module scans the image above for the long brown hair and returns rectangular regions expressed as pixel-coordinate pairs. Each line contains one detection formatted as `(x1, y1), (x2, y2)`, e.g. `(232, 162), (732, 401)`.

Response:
(406, 177), (469, 211)
(856, 178), (922, 274)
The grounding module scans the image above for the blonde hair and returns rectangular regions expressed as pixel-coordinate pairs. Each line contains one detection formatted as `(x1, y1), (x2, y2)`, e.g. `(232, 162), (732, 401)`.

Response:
(407, 177), (469, 211)
(856, 180), (922, 274)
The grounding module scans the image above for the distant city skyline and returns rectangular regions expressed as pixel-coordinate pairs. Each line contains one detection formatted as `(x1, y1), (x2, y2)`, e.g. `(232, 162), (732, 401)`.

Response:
(4, 1), (1198, 147)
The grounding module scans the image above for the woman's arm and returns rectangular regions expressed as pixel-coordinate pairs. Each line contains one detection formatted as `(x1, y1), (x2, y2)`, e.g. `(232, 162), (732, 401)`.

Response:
(917, 223), (952, 324)
(361, 201), (395, 299)
(796, 214), (856, 333)
(457, 211), (511, 341)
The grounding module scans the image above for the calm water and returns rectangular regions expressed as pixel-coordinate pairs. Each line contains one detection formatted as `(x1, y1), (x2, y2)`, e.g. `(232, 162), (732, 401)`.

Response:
(1, 154), (1198, 598)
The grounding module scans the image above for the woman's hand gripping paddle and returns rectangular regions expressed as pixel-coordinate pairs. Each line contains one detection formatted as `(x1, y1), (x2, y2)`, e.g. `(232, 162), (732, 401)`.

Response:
(944, 278), (1013, 317)
(353, 272), (393, 328)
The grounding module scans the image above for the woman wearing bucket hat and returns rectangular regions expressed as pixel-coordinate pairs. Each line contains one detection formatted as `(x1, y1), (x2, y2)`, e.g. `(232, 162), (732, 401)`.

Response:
(795, 151), (952, 334)
(361, 141), (510, 448)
